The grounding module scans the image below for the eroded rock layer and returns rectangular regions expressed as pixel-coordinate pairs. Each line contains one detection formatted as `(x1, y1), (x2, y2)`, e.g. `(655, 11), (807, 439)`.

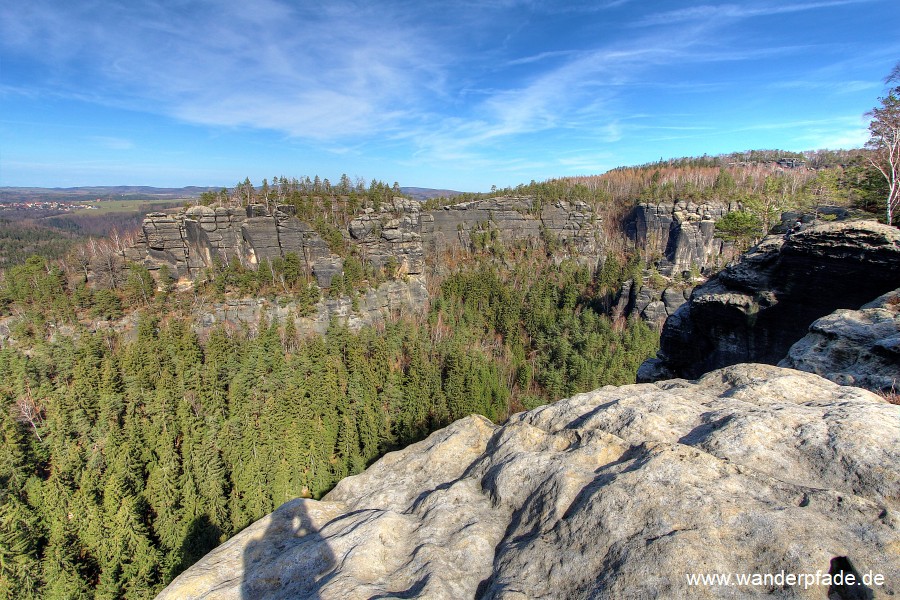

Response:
(643, 220), (900, 381)
(126, 196), (602, 284)
(624, 201), (739, 275)
(157, 364), (900, 600)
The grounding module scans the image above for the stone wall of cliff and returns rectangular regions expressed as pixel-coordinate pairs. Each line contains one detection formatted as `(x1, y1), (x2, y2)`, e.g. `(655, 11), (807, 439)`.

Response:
(124, 196), (606, 333)
(124, 195), (761, 334)
(640, 220), (900, 382)
(624, 200), (741, 276)
(127, 196), (602, 283)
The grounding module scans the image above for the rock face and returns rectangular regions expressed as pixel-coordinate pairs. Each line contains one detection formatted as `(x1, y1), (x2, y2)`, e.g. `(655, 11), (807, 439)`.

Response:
(422, 196), (600, 265)
(779, 288), (900, 391)
(193, 278), (430, 337)
(619, 279), (693, 325)
(124, 196), (605, 332)
(156, 364), (900, 599)
(624, 201), (739, 275)
(127, 202), (407, 286)
(643, 220), (900, 381)
(127, 196), (603, 284)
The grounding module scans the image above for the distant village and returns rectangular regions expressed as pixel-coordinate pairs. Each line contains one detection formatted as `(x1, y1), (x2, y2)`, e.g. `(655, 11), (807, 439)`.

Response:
(0, 200), (101, 212)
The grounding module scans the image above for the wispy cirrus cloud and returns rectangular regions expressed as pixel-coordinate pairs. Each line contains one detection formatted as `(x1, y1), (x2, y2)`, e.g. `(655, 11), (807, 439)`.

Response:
(636, 0), (874, 27)
(88, 136), (134, 151)
(1, 0), (446, 138)
(0, 0), (891, 188)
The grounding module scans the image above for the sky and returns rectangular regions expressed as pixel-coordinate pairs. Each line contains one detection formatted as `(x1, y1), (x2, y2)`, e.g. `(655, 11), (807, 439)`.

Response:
(1, 0), (898, 192)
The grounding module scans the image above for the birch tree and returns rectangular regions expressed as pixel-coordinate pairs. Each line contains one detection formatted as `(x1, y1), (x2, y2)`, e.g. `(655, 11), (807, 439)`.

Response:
(866, 62), (900, 226)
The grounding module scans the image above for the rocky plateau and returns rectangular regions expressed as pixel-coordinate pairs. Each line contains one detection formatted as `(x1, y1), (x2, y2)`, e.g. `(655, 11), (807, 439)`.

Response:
(119, 196), (740, 334)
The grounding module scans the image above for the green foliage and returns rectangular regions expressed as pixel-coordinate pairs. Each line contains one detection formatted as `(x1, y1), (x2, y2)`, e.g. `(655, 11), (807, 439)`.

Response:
(123, 263), (155, 307)
(90, 289), (123, 320)
(0, 244), (661, 599)
(714, 210), (763, 249)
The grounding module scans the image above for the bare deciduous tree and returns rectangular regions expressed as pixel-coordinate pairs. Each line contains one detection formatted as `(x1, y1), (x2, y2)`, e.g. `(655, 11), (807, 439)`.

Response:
(866, 61), (900, 226)
(14, 382), (44, 442)
(90, 236), (126, 289)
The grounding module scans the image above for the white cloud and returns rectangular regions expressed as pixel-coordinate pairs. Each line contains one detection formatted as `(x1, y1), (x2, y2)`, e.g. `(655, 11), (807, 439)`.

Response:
(0, 0), (446, 138)
(636, 0), (873, 27)
(0, 0), (889, 187)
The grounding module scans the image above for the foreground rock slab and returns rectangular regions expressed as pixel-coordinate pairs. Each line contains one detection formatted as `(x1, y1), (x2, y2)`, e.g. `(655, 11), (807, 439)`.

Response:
(157, 364), (900, 599)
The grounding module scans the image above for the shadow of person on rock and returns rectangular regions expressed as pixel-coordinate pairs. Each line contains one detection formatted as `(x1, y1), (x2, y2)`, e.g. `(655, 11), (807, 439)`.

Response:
(241, 498), (337, 599)
(171, 515), (223, 582)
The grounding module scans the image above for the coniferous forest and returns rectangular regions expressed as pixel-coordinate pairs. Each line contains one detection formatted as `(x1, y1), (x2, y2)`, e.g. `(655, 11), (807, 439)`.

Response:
(0, 245), (658, 598)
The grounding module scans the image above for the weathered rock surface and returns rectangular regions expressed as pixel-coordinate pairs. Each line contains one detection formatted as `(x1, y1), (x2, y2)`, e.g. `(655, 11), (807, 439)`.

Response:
(625, 201), (739, 275)
(128, 196), (603, 284)
(194, 277), (430, 337)
(126, 204), (343, 285)
(779, 288), (900, 391)
(620, 280), (694, 325)
(157, 364), (900, 600)
(644, 220), (900, 381)
(422, 196), (600, 266)
(126, 196), (607, 331)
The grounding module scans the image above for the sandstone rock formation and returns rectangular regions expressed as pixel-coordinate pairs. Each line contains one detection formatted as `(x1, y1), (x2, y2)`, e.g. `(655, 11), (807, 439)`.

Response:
(779, 288), (900, 391)
(423, 196), (600, 267)
(156, 364), (899, 600)
(127, 196), (602, 284)
(617, 279), (693, 325)
(124, 196), (605, 333)
(624, 201), (740, 276)
(641, 220), (900, 381)
(193, 278), (430, 337)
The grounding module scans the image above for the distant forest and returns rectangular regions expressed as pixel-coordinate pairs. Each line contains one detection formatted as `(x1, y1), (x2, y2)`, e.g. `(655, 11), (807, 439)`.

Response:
(0, 203), (183, 268)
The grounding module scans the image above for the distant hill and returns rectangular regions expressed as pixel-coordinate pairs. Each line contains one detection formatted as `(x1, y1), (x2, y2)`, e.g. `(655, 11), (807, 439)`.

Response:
(0, 186), (215, 203)
(1, 185), (465, 204)
(399, 186), (466, 201)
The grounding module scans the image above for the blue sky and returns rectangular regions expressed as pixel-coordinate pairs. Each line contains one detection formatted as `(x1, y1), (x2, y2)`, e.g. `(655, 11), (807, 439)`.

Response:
(1, 0), (898, 192)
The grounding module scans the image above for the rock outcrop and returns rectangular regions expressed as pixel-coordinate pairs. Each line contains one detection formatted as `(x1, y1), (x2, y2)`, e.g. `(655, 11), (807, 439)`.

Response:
(641, 220), (900, 381)
(126, 201), (419, 286)
(124, 196), (605, 332)
(779, 288), (900, 391)
(194, 278), (430, 337)
(624, 201), (739, 275)
(618, 279), (693, 324)
(156, 364), (900, 599)
(127, 196), (603, 284)
(423, 197), (600, 265)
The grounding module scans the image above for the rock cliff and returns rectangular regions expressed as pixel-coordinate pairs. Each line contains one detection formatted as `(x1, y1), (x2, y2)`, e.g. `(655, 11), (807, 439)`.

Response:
(624, 201), (740, 276)
(641, 220), (900, 381)
(156, 364), (899, 599)
(124, 196), (603, 333)
(422, 196), (600, 266)
(615, 278), (693, 324)
(127, 196), (602, 284)
(193, 278), (430, 337)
